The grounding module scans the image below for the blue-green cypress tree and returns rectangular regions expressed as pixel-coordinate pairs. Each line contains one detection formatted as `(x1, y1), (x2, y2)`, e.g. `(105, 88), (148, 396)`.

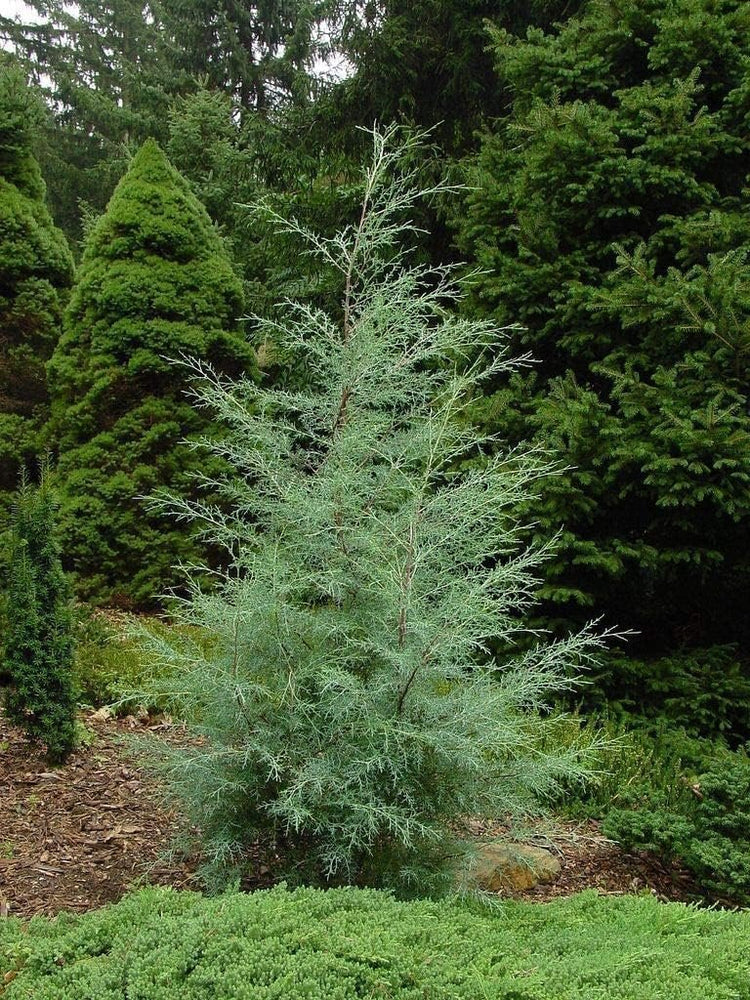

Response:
(132, 127), (614, 894)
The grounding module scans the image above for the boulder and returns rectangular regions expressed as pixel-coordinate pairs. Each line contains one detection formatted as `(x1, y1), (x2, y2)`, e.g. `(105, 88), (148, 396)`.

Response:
(470, 843), (561, 893)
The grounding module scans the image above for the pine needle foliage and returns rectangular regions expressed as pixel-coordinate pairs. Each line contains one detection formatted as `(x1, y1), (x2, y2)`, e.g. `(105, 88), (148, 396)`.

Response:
(3, 467), (76, 763)
(136, 126), (614, 894)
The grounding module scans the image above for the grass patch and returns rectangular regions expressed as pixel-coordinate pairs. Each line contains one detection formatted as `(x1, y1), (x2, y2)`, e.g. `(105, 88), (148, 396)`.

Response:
(72, 610), (214, 715)
(1, 886), (748, 998)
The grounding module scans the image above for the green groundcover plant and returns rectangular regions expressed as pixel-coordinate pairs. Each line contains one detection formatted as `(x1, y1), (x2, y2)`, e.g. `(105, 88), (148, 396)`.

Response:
(1, 886), (749, 999)
(603, 746), (750, 907)
(132, 126), (618, 894)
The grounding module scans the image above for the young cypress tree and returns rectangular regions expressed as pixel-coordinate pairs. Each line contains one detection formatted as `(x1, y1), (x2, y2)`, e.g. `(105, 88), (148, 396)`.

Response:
(0, 63), (73, 523)
(4, 469), (76, 763)
(48, 139), (256, 607)
(135, 127), (614, 895)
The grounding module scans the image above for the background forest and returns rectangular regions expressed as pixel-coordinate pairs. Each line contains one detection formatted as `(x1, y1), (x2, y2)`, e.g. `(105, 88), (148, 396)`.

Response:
(1, 0), (749, 914)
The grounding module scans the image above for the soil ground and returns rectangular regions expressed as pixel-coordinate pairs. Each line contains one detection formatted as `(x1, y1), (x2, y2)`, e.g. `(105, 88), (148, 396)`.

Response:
(0, 707), (698, 920)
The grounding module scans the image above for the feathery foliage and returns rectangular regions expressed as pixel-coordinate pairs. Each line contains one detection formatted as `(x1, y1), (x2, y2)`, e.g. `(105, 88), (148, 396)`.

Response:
(134, 126), (615, 893)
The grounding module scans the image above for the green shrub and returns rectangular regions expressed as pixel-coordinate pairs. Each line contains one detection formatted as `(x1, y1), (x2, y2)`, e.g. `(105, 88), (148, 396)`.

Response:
(72, 609), (215, 714)
(550, 716), (750, 905)
(3, 471), (76, 763)
(582, 646), (750, 744)
(604, 750), (750, 906)
(1, 886), (748, 999)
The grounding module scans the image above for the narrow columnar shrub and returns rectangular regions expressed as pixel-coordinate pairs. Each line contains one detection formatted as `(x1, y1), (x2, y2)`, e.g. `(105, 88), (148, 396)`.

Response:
(3, 470), (76, 762)
(133, 126), (618, 894)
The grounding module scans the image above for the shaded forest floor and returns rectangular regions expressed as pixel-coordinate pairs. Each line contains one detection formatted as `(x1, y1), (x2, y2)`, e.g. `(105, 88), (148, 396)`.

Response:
(0, 707), (699, 920)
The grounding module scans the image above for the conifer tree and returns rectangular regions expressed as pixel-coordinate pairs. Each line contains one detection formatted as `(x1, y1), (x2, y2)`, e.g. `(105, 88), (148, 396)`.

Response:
(0, 1), (340, 244)
(456, 0), (750, 722)
(48, 139), (256, 607)
(4, 468), (76, 763)
(135, 127), (613, 894)
(333, 0), (583, 155)
(0, 63), (73, 522)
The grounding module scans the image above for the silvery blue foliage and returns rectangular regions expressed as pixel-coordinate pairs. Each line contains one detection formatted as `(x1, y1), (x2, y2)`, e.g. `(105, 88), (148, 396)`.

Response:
(137, 126), (616, 893)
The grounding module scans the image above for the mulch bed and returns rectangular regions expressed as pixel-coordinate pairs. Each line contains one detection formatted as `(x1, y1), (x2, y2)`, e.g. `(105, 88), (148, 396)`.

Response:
(0, 706), (698, 921)
(0, 708), (198, 919)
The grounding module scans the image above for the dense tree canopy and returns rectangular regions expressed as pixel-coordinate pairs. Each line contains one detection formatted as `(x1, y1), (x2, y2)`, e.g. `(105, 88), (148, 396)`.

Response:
(0, 0), (336, 247)
(1, 0), (750, 912)
(48, 139), (256, 606)
(333, 0), (584, 155)
(457, 0), (750, 696)
(0, 0), (747, 734)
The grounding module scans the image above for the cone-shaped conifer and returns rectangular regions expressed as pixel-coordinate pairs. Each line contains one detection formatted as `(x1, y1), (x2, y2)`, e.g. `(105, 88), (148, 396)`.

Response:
(48, 139), (256, 606)
(0, 65), (73, 517)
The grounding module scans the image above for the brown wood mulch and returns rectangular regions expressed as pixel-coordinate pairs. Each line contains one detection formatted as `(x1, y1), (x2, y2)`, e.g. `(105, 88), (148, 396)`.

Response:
(0, 707), (199, 920)
(0, 706), (698, 922)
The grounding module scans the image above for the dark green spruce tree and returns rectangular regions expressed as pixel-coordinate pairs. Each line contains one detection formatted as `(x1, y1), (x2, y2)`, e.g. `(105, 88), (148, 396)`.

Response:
(456, 0), (750, 735)
(4, 469), (76, 763)
(332, 0), (583, 155)
(323, 0), (588, 273)
(48, 139), (256, 607)
(0, 62), (73, 527)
